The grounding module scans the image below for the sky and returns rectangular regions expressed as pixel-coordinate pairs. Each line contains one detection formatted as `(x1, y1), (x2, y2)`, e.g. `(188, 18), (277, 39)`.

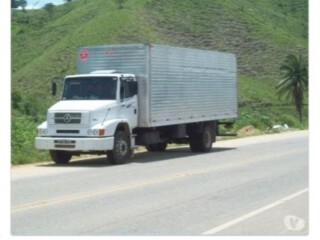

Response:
(26, 0), (65, 9)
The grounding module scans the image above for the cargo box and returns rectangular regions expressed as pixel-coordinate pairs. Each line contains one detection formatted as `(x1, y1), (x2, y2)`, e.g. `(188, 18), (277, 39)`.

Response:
(77, 44), (237, 127)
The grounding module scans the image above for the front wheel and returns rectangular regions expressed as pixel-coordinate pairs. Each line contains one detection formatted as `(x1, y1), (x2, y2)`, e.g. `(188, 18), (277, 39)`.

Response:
(107, 131), (131, 165)
(49, 150), (72, 164)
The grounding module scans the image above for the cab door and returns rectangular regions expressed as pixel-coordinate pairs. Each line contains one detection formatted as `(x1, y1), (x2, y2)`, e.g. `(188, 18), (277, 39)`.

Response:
(119, 79), (138, 130)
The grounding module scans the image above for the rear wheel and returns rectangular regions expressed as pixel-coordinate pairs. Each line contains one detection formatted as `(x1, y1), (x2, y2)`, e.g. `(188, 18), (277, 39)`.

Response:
(107, 131), (131, 165)
(189, 125), (213, 152)
(201, 126), (213, 152)
(49, 150), (72, 164)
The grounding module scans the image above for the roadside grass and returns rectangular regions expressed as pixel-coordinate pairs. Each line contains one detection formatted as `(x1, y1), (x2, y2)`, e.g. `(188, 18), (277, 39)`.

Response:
(12, 114), (49, 165)
(236, 75), (308, 131)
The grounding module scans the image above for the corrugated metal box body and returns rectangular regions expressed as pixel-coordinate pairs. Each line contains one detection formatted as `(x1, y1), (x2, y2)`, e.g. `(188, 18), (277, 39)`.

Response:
(77, 44), (237, 128)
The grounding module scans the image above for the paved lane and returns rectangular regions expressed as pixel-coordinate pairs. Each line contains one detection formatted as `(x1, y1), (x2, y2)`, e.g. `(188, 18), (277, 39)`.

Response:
(11, 130), (308, 235)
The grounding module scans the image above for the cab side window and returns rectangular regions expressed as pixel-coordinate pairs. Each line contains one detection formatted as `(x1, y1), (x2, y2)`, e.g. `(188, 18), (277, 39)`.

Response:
(120, 81), (137, 100)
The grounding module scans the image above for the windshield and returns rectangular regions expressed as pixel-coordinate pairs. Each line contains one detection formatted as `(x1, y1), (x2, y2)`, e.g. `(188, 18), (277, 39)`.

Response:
(62, 77), (117, 100)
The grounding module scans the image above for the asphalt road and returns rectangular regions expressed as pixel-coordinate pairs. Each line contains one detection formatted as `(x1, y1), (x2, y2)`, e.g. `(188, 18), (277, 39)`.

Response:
(11, 130), (309, 236)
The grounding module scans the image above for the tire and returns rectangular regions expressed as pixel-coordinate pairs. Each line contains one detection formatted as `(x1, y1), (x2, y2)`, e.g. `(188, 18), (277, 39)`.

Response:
(189, 125), (213, 153)
(145, 142), (168, 152)
(107, 131), (131, 165)
(200, 125), (213, 152)
(49, 150), (72, 164)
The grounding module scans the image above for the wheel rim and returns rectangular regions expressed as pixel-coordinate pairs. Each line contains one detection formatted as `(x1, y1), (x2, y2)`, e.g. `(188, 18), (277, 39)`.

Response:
(116, 139), (128, 157)
(204, 130), (211, 148)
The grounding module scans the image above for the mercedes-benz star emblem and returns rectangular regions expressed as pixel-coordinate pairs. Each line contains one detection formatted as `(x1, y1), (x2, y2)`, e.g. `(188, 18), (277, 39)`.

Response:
(63, 114), (72, 123)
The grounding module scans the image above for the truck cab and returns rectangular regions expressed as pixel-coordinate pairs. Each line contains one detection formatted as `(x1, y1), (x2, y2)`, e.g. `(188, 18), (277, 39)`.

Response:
(35, 70), (138, 164)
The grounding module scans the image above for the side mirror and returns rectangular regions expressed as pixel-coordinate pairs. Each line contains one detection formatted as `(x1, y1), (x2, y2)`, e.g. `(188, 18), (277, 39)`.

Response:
(52, 77), (63, 96)
(52, 81), (57, 96)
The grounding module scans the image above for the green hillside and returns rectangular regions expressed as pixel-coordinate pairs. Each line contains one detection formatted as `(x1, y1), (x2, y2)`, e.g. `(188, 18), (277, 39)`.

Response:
(11, 0), (308, 164)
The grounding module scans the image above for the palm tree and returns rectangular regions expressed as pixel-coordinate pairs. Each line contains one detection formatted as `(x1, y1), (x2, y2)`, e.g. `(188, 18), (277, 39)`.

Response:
(276, 54), (308, 122)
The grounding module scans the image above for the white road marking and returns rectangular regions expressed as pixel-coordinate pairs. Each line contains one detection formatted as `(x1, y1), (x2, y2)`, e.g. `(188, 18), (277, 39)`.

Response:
(202, 188), (309, 235)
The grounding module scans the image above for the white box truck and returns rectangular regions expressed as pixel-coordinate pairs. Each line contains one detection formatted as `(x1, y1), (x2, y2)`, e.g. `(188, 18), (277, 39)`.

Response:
(35, 44), (237, 164)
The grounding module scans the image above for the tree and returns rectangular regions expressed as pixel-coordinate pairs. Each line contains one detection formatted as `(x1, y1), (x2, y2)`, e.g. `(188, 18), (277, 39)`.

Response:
(276, 54), (308, 122)
(11, 0), (19, 8)
(11, 0), (27, 9)
(43, 3), (55, 18)
(18, 0), (27, 10)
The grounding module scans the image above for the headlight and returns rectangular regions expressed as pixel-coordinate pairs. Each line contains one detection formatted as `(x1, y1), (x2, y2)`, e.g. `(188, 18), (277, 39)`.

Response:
(88, 129), (97, 135)
(87, 129), (105, 136)
(37, 128), (48, 135)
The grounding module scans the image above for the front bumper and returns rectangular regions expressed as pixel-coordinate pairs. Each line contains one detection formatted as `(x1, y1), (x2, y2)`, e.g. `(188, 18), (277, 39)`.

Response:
(35, 136), (114, 151)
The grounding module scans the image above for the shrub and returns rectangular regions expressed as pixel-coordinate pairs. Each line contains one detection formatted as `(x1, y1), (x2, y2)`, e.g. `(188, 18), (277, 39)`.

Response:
(11, 116), (49, 164)
(278, 114), (300, 128)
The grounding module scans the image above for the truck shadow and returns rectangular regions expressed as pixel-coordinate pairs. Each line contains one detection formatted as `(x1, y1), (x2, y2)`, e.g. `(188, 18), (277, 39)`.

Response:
(132, 146), (236, 164)
(39, 146), (236, 168)
(39, 157), (108, 168)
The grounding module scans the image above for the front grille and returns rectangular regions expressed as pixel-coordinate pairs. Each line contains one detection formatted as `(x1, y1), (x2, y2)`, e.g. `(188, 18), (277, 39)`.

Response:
(56, 130), (80, 134)
(55, 113), (81, 124)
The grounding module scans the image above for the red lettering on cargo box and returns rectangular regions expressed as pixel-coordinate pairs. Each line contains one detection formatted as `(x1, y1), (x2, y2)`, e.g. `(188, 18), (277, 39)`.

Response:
(79, 49), (89, 61)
